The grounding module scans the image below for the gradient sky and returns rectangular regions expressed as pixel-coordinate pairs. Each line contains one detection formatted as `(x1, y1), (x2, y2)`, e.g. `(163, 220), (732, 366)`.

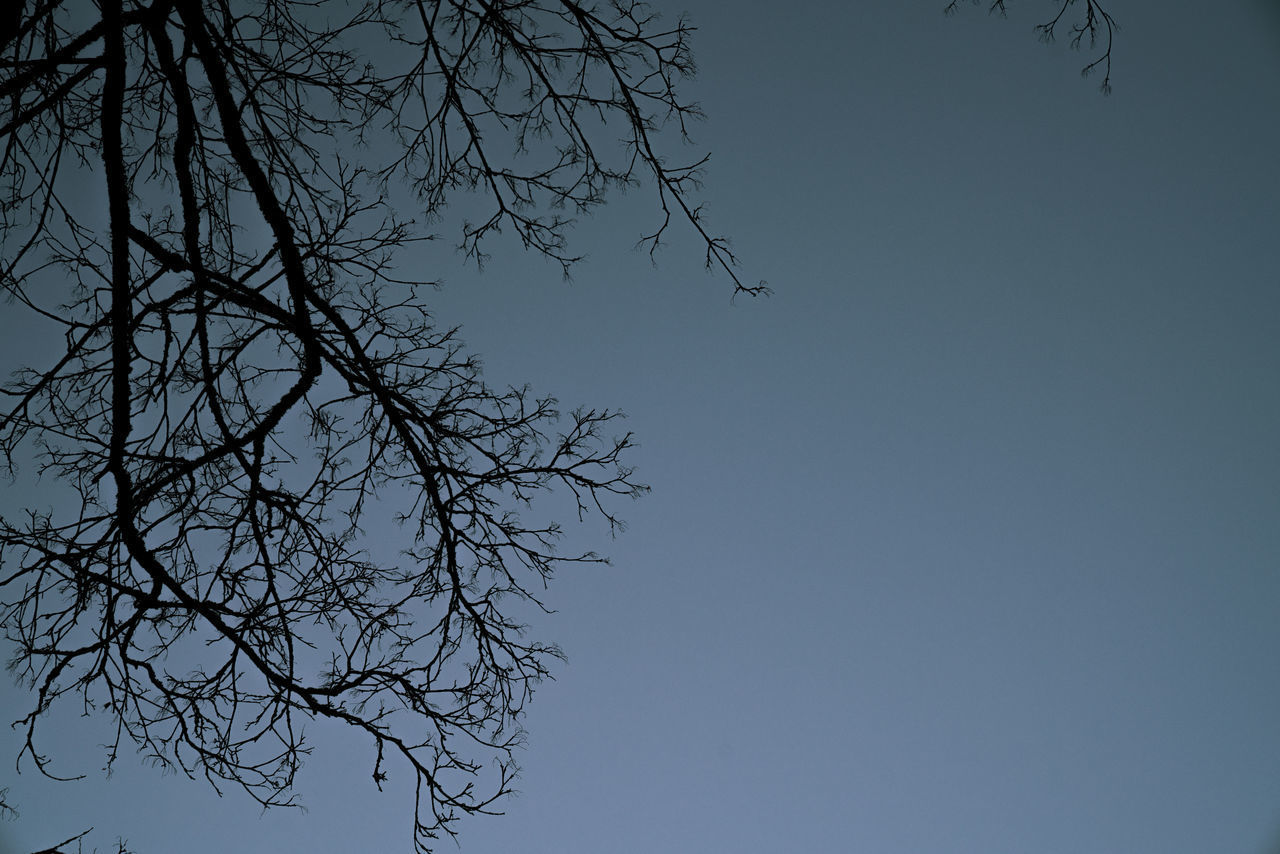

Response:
(3, 2), (1280, 853)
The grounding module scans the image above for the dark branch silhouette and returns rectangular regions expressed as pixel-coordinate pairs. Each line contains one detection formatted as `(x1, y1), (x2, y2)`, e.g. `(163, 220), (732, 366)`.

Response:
(0, 1), (759, 851)
(945, 0), (1117, 93)
(2, 1), (1119, 852)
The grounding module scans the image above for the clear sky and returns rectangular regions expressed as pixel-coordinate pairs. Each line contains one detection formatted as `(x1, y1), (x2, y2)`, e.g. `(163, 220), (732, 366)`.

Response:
(3, 2), (1280, 853)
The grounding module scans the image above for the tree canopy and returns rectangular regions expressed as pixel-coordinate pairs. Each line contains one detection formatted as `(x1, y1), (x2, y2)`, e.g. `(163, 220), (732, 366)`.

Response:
(0, 1), (1115, 851)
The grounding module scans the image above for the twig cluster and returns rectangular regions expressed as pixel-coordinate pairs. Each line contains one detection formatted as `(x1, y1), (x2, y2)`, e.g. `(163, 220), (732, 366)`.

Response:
(945, 0), (1117, 93)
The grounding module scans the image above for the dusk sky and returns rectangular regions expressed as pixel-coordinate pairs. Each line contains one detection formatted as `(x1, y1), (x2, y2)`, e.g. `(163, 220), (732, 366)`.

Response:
(3, 2), (1280, 853)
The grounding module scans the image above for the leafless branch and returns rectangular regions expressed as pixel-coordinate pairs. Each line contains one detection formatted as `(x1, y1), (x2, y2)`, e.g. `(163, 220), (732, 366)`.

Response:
(945, 0), (1117, 93)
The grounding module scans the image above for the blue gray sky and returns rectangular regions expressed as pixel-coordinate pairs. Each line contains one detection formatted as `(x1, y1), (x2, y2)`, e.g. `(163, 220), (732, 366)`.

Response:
(3, 2), (1280, 853)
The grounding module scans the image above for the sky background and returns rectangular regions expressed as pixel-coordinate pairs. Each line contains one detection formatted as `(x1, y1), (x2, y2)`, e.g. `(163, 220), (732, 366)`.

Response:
(3, 1), (1280, 853)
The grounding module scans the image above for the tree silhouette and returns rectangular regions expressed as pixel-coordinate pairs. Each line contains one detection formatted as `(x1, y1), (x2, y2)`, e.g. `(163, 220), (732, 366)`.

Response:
(1, 1), (1115, 852)
(946, 0), (1117, 93)
(0, 1), (759, 851)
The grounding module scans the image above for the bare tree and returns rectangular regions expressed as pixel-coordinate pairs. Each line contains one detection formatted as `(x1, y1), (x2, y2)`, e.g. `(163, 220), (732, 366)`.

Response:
(0, 1), (760, 851)
(946, 0), (1117, 93)
(1, 1), (1118, 852)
